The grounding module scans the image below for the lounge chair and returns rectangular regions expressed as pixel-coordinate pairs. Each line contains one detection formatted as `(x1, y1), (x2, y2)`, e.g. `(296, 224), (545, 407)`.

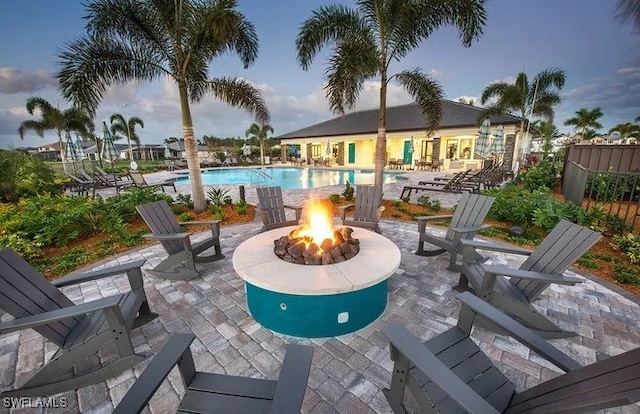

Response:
(113, 333), (313, 414)
(456, 219), (602, 338)
(415, 192), (495, 269)
(382, 292), (640, 414)
(0, 248), (157, 397)
(128, 170), (176, 193)
(64, 171), (97, 197)
(339, 184), (385, 233)
(78, 167), (134, 194)
(400, 170), (474, 198)
(136, 200), (224, 280)
(256, 186), (303, 232)
(94, 165), (128, 183)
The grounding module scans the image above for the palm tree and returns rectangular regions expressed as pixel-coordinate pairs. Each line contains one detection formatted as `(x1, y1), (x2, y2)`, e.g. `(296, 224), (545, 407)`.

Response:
(109, 113), (144, 160)
(480, 68), (566, 161)
(57, 0), (269, 212)
(532, 120), (561, 155)
(296, 0), (486, 192)
(18, 96), (94, 166)
(245, 123), (273, 165)
(609, 122), (640, 139)
(615, 0), (640, 33)
(564, 107), (604, 140)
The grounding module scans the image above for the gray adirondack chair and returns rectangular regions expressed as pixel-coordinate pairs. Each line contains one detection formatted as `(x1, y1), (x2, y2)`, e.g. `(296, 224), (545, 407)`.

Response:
(456, 219), (602, 338)
(113, 333), (313, 414)
(339, 184), (385, 233)
(383, 292), (640, 414)
(256, 186), (303, 232)
(0, 248), (157, 397)
(415, 192), (495, 269)
(136, 200), (224, 280)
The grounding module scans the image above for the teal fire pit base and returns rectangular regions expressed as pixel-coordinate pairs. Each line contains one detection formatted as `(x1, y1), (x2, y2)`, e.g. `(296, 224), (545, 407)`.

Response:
(245, 280), (388, 338)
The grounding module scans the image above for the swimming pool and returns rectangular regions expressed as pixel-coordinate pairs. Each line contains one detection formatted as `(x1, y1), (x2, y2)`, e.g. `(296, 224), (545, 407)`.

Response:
(172, 167), (403, 190)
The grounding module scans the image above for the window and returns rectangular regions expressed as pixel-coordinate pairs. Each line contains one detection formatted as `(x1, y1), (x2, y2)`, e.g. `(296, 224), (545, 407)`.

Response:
(460, 139), (472, 159)
(420, 140), (433, 161)
(446, 139), (458, 159)
(312, 144), (322, 157)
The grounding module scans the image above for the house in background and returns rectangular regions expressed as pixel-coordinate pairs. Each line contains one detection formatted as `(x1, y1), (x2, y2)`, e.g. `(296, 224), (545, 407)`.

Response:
(167, 142), (216, 161)
(276, 101), (530, 171)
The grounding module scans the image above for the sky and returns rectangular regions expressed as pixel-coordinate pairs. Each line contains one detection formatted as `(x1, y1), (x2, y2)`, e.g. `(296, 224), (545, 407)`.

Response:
(0, 0), (638, 149)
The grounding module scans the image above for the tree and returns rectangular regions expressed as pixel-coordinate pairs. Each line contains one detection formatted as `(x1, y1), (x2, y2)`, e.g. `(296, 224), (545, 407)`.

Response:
(109, 113), (144, 160)
(245, 123), (273, 165)
(456, 97), (475, 106)
(57, 0), (269, 212)
(18, 96), (94, 165)
(532, 120), (561, 156)
(564, 107), (604, 140)
(615, 0), (640, 33)
(609, 122), (640, 138)
(296, 0), (486, 192)
(480, 68), (566, 162)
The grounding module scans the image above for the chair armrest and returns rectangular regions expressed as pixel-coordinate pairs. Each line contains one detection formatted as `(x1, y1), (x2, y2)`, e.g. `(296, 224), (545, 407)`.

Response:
(283, 205), (303, 212)
(270, 344), (314, 414)
(383, 321), (501, 414)
(375, 205), (385, 221)
(415, 214), (453, 222)
(455, 292), (582, 372)
(180, 220), (221, 225)
(451, 224), (492, 234)
(460, 239), (532, 256)
(113, 333), (196, 414)
(482, 264), (583, 285)
(141, 233), (191, 241)
(0, 295), (123, 335)
(338, 204), (355, 220)
(53, 260), (147, 287)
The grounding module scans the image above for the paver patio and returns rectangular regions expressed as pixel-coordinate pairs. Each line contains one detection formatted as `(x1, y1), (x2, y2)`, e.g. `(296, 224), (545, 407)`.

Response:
(1, 172), (640, 413)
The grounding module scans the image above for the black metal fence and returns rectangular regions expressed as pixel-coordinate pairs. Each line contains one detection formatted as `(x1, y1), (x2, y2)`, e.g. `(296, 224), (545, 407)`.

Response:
(563, 161), (640, 236)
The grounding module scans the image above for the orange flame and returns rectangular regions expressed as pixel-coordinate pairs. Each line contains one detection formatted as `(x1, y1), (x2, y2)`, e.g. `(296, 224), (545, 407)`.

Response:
(292, 199), (335, 249)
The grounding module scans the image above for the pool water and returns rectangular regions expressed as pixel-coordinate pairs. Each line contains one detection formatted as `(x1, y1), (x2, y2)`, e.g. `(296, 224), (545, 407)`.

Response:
(172, 167), (402, 190)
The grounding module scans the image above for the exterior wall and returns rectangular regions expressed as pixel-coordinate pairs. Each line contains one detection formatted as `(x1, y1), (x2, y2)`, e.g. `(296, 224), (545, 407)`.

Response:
(279, 124), (520, 170)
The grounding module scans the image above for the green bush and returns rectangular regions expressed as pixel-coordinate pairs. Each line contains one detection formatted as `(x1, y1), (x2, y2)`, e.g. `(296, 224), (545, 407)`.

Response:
(585, 172), (628, 202)
(401, 196), (410, 203)
(520, 160), (556, 191)
(223, 195), (233, 205)
(391, 200), (401, 208)
(176, 193), (194, 209)
(329, 194), (340, 204)
(235, 201), (248, 215)
(0, 150), (60, 202)
(613, 233), (640, 264)
(342, 181), (354, 201)
(612, 265), (640, 285)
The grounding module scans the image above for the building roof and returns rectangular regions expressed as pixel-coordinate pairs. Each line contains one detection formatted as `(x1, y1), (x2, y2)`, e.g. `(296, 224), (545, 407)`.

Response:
(276, 101), (523, 139)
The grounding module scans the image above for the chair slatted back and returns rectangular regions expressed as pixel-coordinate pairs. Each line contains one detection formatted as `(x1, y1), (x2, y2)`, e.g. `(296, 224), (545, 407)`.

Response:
(506, 348), (640, 413)
(256, 187), (288, 226)
(136, 201), (185, 255)
(511, 220), (601, 300)
(129, 171), (148, 187)
(352, 185), (382, 222)
(0, 248), (77, 347)
(445, 193), (495, 241)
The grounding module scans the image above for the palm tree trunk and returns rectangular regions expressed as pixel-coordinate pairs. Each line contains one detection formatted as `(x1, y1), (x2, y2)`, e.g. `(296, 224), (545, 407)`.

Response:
(260, 136), (265, 165)
(374, 77), (388, 193)
(57, 130), (68, 173)
(179, 83), (206, 212)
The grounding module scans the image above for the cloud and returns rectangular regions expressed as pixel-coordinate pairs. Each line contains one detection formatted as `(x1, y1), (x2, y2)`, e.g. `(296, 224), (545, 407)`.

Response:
(0, 68), (57, 94)
(428, 69), (442, 77)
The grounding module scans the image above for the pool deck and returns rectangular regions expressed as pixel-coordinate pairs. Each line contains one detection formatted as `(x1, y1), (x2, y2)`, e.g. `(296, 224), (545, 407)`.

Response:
(1, 168), (640, 413)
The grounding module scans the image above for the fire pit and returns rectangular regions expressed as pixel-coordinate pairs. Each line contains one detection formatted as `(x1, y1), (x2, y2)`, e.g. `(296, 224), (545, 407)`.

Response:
(233, 200), (401, 338)
(274, 200), (360, 265)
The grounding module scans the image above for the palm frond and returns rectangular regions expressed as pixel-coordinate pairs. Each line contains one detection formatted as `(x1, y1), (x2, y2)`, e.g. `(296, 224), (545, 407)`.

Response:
(25, 96), (55, 115)
(615, 0), (640, 33)
(203, 77), (270, 125)
(18, 120), (46, 139)
(394, 68), (444, 132)
(57, 36), (169, 115)
(324, 41), (378, 114)
(296, 5), (370, 70)
(479, 82), (508, 104)
(532, 67), (566, 91)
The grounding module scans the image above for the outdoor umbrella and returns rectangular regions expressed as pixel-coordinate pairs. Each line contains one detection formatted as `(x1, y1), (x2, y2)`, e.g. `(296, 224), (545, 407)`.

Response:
(74, 135), (86, 161)
(489, 125), (505, 156)
(101, 122), (119, 163)
(326, 140), (331, 157)
(63, 132), (78, 162)
(475, 118), (491, 158)
(164, 144), (172, 160)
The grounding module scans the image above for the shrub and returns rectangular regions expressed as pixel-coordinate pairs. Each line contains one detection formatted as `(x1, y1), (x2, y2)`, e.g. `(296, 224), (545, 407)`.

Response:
(612, 265), (640, 285)
(329, 194), (340, 204)
(342, 181), (354, 201)
(223, 195), (233, 205)
(520, 160), (556, 191)
(236, 202), (248, 215)
(585, 172), (628, 202)
(207, 187), (230, 206)
(391, 200), (401, 208)
(401, 196), (410, 203)
(0, 150), (60, 202)
(178, 212), (194, 221)
(613, 233), (640, 264)
(176, 193), (195, 209)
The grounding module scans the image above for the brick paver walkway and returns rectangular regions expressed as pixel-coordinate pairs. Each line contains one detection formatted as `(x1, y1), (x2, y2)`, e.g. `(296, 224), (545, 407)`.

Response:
(2, 169), (640, 413)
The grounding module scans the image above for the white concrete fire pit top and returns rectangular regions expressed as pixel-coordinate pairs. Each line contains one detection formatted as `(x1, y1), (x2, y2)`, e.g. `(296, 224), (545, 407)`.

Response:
(233, 226), (401, 295)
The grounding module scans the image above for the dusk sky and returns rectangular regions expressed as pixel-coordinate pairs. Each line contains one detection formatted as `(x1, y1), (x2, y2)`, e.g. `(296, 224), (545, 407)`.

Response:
(0, 0), (638, 149)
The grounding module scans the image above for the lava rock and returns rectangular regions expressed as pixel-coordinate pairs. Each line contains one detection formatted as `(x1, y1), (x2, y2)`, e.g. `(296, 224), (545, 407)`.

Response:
(508, 226), (525, 236)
